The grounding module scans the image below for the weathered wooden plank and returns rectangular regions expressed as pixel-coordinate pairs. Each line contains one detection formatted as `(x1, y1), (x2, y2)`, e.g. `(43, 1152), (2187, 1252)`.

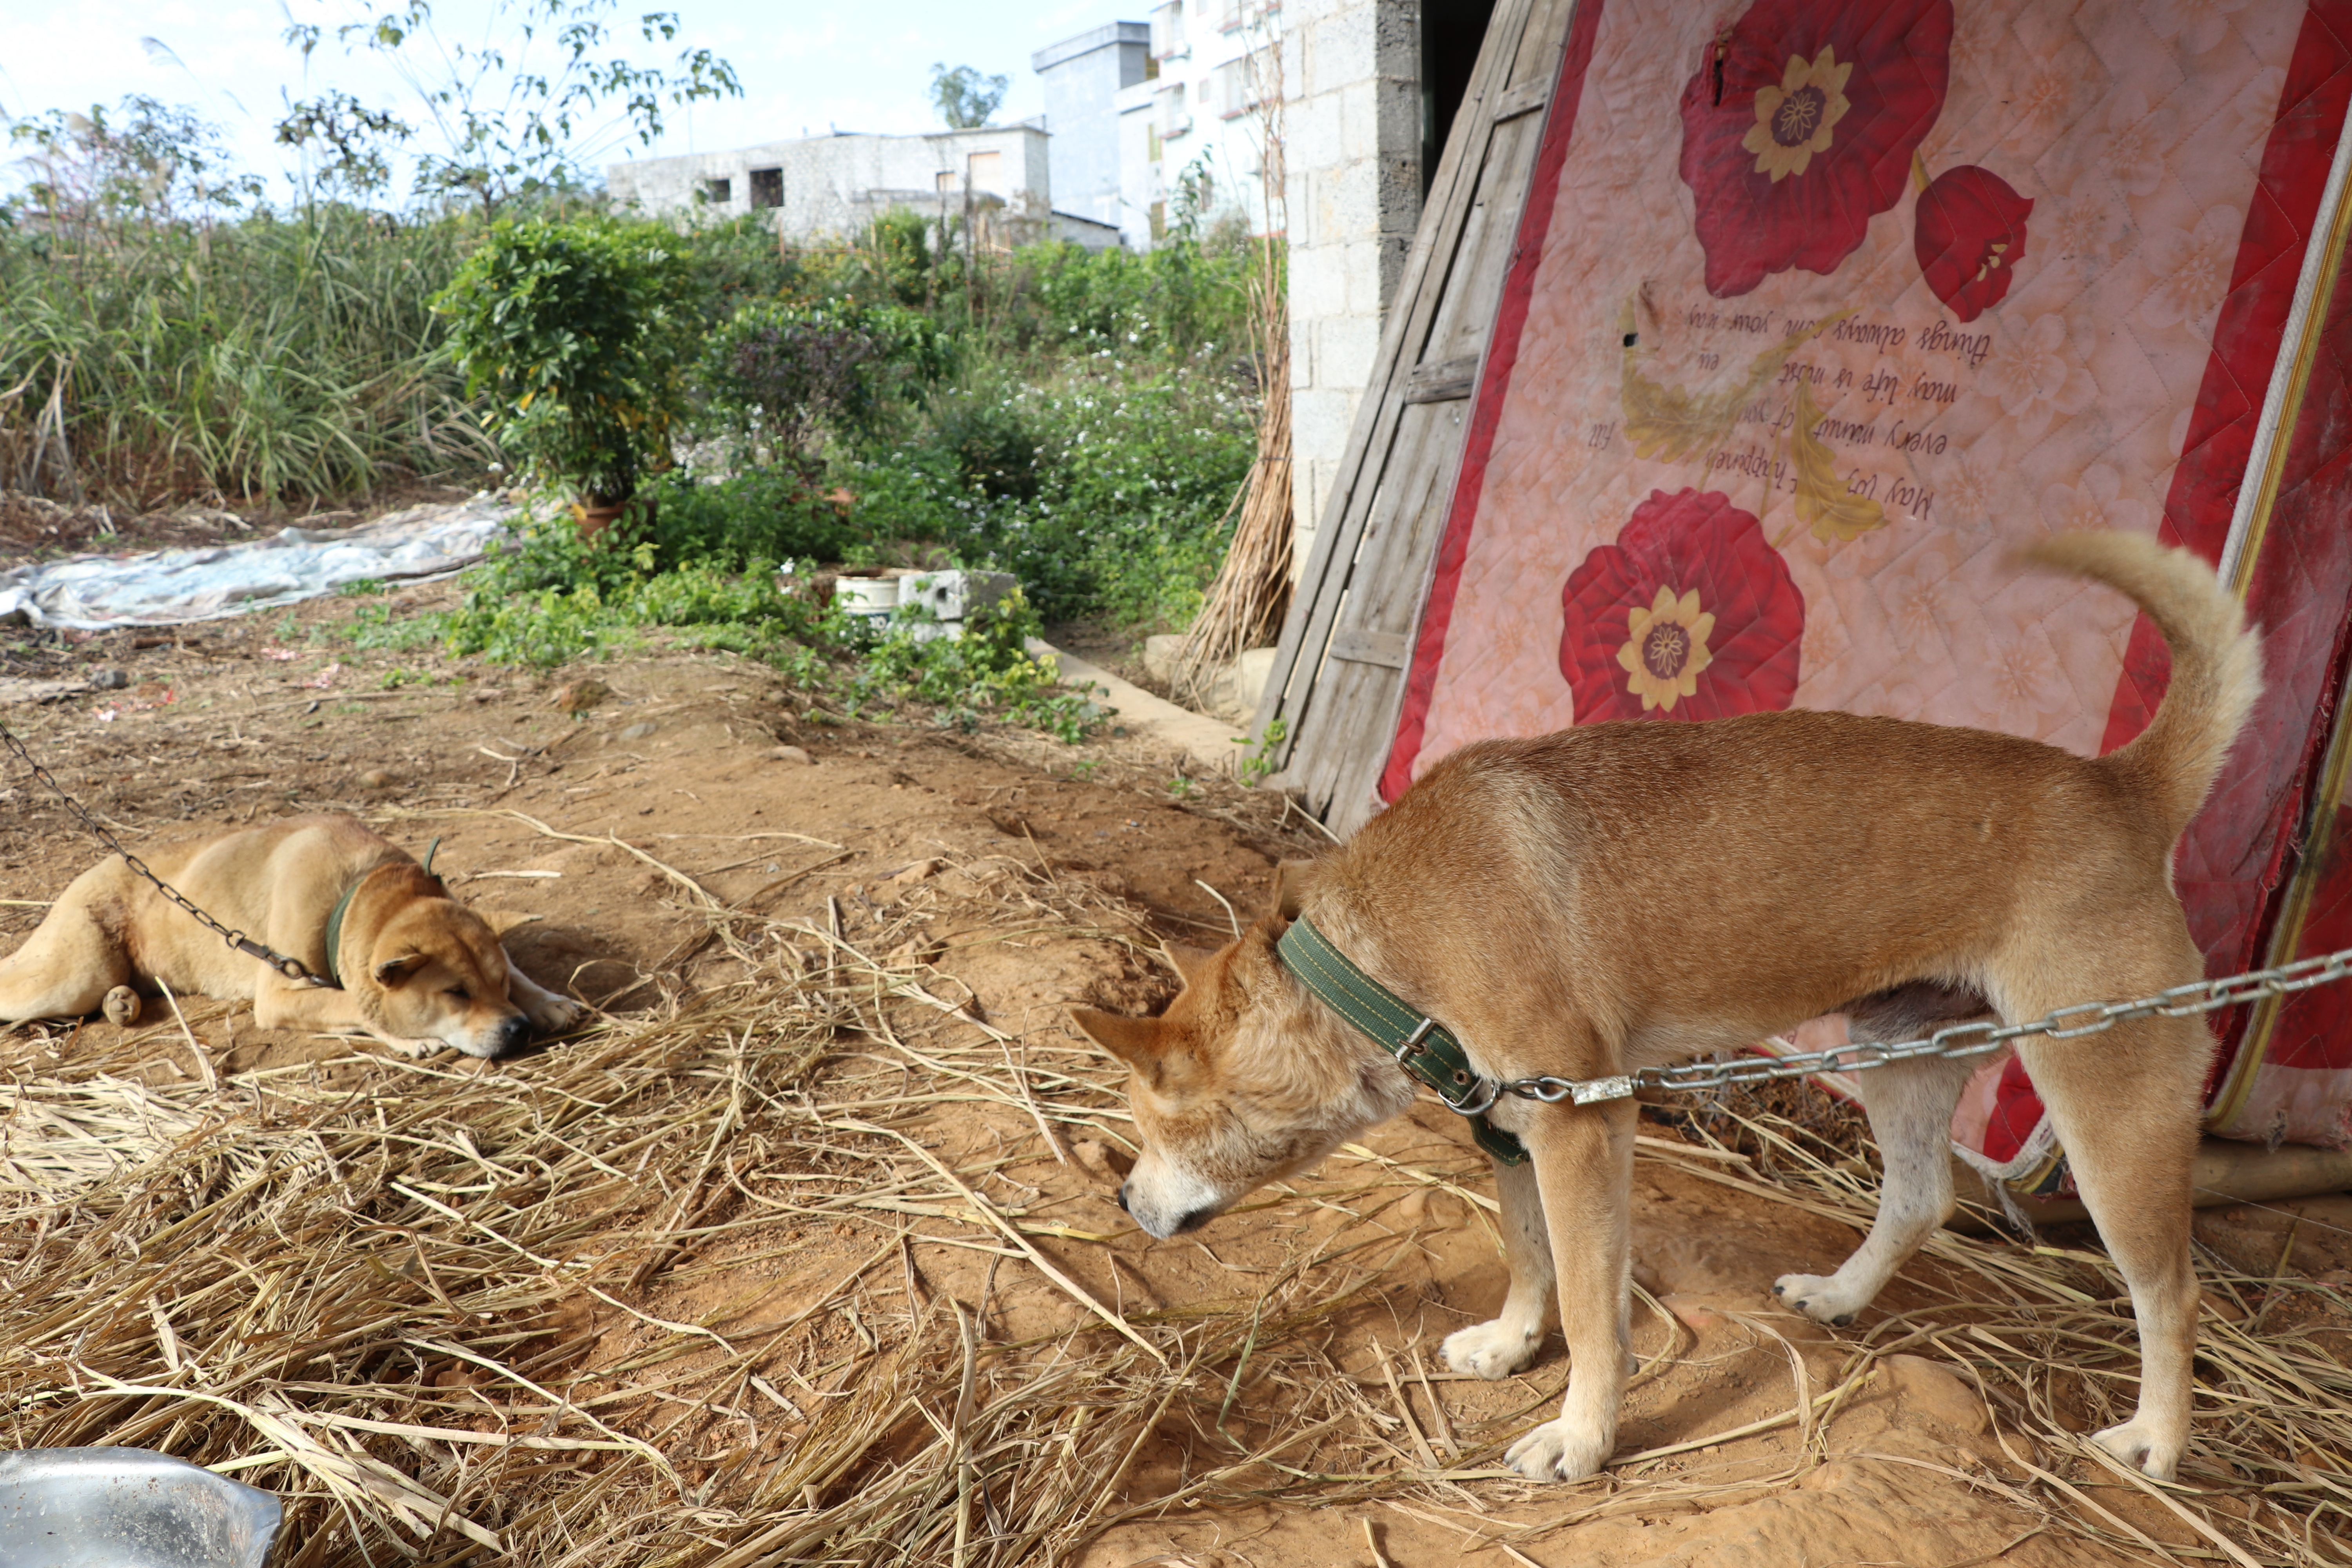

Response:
(1304, 0), (1579, 831)
(1402, 356), (1479, 403)
(1492, 78), (1550, 122)
(1329, 629), (1411, 668)
(1251, 0), (1543, 758)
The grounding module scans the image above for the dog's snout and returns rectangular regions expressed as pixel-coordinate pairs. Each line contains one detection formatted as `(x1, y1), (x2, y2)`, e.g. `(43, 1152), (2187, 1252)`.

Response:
(475, 1013), (530, 1058)
(1116, 1182), (1132, 1214)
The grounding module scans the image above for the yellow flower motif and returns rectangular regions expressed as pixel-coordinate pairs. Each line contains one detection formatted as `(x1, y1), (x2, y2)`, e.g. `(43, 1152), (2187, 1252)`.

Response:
(1617, 584), (1716, 712)
(1742, 46), (1854, 182)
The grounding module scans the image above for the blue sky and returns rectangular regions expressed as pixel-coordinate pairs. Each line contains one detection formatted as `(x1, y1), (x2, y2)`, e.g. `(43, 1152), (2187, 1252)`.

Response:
(0, 0), (1133, 201)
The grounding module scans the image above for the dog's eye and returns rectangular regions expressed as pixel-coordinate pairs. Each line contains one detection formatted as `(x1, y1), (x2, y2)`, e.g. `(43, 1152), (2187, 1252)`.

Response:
(445, 986), (470, 1002)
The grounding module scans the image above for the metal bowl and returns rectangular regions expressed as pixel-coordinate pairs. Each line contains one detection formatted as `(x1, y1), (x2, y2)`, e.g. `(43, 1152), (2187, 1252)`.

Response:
(0, 1449), (281, 1568)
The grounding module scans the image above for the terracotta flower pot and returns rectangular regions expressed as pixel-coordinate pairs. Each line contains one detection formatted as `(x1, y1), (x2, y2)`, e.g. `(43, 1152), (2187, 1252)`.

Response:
(570, 495), (656, 544)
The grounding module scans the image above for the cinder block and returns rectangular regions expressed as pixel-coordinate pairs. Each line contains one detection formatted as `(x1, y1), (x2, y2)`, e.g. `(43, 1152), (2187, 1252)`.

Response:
(1289, 244), (1351, 320)
(1372, 78), (1423, 155)
(1314, 8), (1379, 86)
(1286, 100), (1346, 176)
(1317, 313), (1382, 387)
(1292, 387), (1360, 470)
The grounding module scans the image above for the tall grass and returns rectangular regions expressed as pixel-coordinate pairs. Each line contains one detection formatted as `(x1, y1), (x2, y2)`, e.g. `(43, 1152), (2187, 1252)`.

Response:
(0, 204), (490, 506)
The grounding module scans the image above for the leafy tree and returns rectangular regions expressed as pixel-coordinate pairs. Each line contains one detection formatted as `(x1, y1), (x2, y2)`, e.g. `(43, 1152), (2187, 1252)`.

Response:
(434, 218), (702, 505)
(273, 89), (414, 201)
(280, 0), (740, 217)
(7, 98), (263, 234)
(928, 64), (1008, 130)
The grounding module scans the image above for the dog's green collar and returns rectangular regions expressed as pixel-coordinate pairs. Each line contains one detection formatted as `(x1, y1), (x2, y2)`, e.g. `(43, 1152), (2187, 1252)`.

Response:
(321, 838), (438, 990)
(1276, 915), (1528, 1166)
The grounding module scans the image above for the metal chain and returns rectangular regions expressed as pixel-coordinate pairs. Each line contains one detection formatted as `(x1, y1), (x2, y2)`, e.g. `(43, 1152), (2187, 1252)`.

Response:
(0, 714), (328, 985)
(1501, 944), (2352, 1107)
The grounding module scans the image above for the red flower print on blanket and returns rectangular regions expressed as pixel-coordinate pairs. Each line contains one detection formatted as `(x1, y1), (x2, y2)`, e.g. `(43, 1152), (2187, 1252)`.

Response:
(1915, 165), (2034, 321)
(1561, 488), (1805, 722)
(1678, 0), (1954, 297)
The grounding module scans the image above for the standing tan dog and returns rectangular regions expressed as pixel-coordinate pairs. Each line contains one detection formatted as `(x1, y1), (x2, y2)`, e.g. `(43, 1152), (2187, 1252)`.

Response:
(1073, 532), (2259, 1483)
(0, 814), (581, 1057)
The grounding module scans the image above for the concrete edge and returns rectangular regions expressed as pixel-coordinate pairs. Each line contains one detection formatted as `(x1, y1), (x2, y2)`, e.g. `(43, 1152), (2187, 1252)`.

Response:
(1029, 637), (1247, 775)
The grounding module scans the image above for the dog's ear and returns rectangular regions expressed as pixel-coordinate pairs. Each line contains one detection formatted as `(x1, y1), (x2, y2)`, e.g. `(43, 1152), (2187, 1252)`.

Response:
(1161, 943), (1219, 987)
(1071, 1006), (1169, 1069)
(1273, 859), (1319, 921)
(374, 952), (430, 988)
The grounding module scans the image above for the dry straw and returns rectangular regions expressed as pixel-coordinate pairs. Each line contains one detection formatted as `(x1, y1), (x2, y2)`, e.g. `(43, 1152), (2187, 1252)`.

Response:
(2, 820), (2345, 1566)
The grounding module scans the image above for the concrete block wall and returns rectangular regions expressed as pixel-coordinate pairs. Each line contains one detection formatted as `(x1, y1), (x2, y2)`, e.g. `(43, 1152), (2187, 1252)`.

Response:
(1281, 0), (1422, 571)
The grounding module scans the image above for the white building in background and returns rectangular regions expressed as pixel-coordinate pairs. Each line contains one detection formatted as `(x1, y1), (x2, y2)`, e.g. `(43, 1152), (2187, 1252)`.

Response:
(1033, 23), (1154, 233)
(604, 125), (1121, 250)
(1110, 1), (1284, 250)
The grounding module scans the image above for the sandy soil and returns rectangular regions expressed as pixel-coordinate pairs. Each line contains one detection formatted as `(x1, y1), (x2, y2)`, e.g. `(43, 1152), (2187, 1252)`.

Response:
(2, 581), (2345, 1566)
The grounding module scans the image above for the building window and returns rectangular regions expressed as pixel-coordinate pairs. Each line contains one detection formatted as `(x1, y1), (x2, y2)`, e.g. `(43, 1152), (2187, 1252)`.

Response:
(966, 150), (1003, 194)
(1159, 84), (1192, 140)
(936, 170), (957, 194)
(1146, 123), (1163, 163)
(1151, 1), (1185, 59)
(1218, 50), (1271, 118)
(1149, 200), (1167, 241)
(749, 167), (782, 208)
(704, 176), (732, 204)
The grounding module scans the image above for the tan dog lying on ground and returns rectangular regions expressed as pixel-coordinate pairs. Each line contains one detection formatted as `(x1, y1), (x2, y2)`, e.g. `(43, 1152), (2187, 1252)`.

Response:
(1073, 532), (2259, 1485)
(0, 814), (581, 1058)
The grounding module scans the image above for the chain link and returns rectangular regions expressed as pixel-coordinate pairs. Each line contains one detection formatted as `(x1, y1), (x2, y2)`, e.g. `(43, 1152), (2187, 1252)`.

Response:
(0, 714), (327, 985)
(1497, 944), (2352, 1107)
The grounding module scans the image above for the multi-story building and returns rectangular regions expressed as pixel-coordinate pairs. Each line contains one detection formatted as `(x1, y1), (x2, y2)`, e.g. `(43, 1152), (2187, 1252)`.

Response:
(1033, 23), (1155, 234)
(1111, 0), (1284, 251)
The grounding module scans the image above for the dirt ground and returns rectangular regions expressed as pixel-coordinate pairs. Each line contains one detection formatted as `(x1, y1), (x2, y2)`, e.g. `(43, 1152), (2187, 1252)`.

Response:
(3, 576), (2348, 1566)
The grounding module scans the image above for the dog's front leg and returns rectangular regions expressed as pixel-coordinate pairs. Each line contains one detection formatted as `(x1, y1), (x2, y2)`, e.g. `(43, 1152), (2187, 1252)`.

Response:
(1443, 1153), (1554, 1379)
(250, 974), (434, 1056)
(1503, 1096), (1637, 1483)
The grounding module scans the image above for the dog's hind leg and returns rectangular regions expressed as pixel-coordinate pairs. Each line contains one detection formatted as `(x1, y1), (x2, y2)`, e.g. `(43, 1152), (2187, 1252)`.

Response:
(1443, 1152), (1556, 1379)
(2000, 939), (2207, 1481)
(1774, 1049), (1979, 1326)
(0, 877), (134, 1024)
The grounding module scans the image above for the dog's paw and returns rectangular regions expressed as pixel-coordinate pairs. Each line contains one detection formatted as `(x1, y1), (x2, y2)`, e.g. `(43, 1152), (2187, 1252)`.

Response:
(381, 1036), (444, 1060)
(102, 986), (143, 1027)
(1443, 1318), (1541, 1381)
(1772, 1271), (1867, 1328)
(2090, 1417), (2182, 1481)
(1503, 1417), (1612, 1483)
(525, 992), (585, 1033)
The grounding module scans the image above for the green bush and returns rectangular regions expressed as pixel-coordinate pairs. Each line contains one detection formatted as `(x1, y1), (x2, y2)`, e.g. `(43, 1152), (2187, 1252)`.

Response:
(697, 297), (950, 451)
(434, 217), (701, 504)
(432, 495), (1097, 740)
(838, 365), (1255, 629)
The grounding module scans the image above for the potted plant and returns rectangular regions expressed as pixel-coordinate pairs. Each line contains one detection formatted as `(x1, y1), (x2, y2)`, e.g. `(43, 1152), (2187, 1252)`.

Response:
(436, 218), (698, 539)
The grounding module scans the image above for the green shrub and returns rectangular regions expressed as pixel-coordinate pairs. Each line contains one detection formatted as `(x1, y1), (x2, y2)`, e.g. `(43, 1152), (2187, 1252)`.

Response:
(839, 365), (1254, 629)
(434, 217), (701, 504)
(697, 298), (949, 452)
(635, 463), (860, 572)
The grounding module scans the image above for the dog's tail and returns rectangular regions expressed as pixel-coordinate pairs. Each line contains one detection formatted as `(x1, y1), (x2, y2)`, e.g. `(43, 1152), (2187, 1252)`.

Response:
(2024, 532), (2263, 838)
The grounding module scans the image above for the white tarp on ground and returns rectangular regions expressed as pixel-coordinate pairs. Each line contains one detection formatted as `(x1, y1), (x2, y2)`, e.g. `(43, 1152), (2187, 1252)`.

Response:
(0, 497), (517, 632)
